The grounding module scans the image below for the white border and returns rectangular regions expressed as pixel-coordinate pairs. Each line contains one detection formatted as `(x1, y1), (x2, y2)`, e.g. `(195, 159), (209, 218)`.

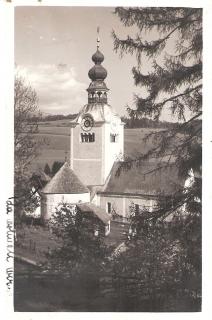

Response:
(1, 1), (212, 320)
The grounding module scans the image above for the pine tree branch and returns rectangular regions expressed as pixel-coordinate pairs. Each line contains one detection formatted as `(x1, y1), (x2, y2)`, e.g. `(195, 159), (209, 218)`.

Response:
(159, 85), (202, 108)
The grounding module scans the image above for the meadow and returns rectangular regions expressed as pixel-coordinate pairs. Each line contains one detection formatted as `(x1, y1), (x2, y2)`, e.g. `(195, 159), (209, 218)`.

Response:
(33, 120), (163, 171)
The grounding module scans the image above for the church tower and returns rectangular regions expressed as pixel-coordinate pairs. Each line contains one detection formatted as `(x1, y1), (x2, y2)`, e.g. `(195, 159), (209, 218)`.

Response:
(70, 32), (124, 186)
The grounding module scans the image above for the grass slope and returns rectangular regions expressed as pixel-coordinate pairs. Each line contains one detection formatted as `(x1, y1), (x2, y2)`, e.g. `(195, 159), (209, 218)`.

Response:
(33, 124), (161, 170)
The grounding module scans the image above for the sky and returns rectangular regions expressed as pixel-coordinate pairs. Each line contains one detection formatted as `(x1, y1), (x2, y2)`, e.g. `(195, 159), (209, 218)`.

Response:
(14, 6), (186, 121)
(15, 6), (143, 117)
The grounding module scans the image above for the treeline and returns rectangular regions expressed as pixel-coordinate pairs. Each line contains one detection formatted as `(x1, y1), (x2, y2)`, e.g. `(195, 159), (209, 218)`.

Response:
(30, 113), (201, 132)
(44, 161), (64, 177)
(121, 116), (179, 129)
(29, 113), (78, 122)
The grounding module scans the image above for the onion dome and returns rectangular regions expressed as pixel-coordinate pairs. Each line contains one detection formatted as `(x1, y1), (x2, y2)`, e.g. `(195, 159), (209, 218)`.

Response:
(88, 64), (107, 81)
(92, 49), (104, 64)
(88, 47), (107, 81)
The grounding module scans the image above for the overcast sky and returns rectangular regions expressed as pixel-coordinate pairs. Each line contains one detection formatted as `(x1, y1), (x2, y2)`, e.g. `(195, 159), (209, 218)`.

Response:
(15, 6), (180, 120)
(15, 7), (139, 116)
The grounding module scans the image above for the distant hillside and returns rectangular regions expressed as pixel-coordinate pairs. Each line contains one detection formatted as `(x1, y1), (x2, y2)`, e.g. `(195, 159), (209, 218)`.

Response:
(121, 116), (178, 129)
(31, 113), (201, 131)
(30, 113), (78, 123)
(121, 116), (201, 131)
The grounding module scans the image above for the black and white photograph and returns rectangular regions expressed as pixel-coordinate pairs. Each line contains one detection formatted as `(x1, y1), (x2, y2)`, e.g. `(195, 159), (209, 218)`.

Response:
(2, 0), (211, 315)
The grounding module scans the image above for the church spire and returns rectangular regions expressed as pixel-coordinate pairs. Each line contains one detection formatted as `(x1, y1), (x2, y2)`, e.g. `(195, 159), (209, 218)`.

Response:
(97, 26), (100, 49)
(87, 29), (109, 104)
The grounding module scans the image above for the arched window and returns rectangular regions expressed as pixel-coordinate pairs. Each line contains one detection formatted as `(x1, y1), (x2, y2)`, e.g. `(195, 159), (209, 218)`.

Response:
(110, 133), (118, 143)
(81, 132), (95, 143)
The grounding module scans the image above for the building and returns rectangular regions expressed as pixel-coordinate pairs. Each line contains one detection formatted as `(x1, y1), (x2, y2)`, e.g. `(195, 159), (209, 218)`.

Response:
(41, 162), (90, 220)
(96, 161), (183, 220)
(70, 43), (124, 186)
(40, 37), (184, 232)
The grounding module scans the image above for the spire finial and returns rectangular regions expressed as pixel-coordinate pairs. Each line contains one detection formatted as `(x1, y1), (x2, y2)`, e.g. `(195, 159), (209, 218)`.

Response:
(97, 26), (100, 49)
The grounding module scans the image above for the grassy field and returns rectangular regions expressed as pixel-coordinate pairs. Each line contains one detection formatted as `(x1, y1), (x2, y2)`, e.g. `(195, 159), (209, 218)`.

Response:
(33, 122), (162, 171)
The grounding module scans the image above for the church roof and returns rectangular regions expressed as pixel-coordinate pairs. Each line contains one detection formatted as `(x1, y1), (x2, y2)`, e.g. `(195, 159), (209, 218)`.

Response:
(100, 161), (184, 196)
(76, 202), (111, 225)
(71, 103), (122, 124)
(42, 162), (89, 194)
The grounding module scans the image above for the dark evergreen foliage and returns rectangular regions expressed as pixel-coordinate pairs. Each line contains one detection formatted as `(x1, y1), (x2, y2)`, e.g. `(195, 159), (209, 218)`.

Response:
(112, 7), (202, 310)
(121, 115), (181, 129)
(30, 113), (78, 122)
(113, 5), (202, 218)
(44, 163), (51, 176)
(47, 204), (109, 275)
(51, 161), (64, 176)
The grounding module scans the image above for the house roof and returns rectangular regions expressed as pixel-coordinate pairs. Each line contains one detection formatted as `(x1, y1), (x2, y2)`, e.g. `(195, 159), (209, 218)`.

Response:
(76, 202), (111, 224)
(42, 162), (89, 194)
(100, 161), (184, 196)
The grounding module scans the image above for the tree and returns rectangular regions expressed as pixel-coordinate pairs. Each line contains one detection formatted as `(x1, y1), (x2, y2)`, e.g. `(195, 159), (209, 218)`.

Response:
(112, 7), (202, 310)
(47, 204), (109, 275)
(44, 163), (51, 176)
(110, 218), (201, 311)
(14, 76), (45, 224)
(51, 161), (64, 176)
(112, 6), (202, 187)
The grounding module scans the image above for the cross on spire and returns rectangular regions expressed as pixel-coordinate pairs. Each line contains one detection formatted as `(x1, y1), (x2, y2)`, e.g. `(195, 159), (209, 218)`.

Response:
(97, 26), (100, 49)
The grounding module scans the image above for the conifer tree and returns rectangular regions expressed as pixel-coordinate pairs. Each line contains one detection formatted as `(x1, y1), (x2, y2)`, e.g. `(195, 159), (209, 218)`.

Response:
(112, 7), (202, 214)
(113, 7), (202, 224)
(51, 161), (64, 176)
(44, 163), (51, 176)
(112, 7), (202, 310)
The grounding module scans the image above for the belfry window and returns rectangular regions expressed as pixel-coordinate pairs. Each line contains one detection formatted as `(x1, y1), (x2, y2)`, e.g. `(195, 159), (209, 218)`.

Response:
(81, 133), (95, 143)
(110, 133), (118, 143)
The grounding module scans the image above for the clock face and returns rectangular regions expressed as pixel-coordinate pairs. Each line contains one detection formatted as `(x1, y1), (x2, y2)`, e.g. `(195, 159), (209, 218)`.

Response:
(81, 115), (94, 131)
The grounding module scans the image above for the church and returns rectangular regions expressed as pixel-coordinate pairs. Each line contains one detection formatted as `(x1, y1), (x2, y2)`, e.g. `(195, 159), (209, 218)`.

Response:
(39, 37), (183, 235)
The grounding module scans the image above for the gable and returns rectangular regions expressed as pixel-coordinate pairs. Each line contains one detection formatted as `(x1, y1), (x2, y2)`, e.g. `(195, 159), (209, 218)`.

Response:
(42, 162), (89, 194)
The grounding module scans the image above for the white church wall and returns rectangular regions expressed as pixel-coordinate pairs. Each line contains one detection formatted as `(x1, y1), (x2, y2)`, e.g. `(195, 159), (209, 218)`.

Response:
(70, 120), (124, 186)
(103, 120), (124, 183)
(91, 193), (98, 206)
(124, 197), (156, 216)
(41, 192), (90, 221)
(71, 124), (105, 185)
(99, 194), (156, 218)
(100, 194), (124, 216)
